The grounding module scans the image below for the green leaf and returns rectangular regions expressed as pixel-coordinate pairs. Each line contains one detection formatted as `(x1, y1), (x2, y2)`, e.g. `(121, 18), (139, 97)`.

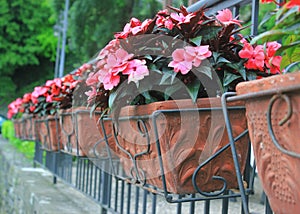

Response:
(212, 52), (220, 62)
(227, 62), (247, 80)
(143, 55), (153, 60)
(223, 72), (240, 87)
(164, 82), (182, 100)
(277, 7), (299, 26)
(284, 61), (300, 73)
(216, 57), (231, 64)
(190, 36), (202, 46)
(194, 60), (212, 79)
(108, 91), (117, 109)
(251, 29), (296, 44)
(238, 67), (247, 80)
(259, 10), (276, 28)
(277, 40), (300, 54)
(200, 66), (213, 79)
(160, 68), (177, 85)
(246, 72), (257, 81)
(186, 79), (201, 103)
(153, 56), (164, 63)
(149, 64), (162, 74)
(196, 26), (222, 42)
(141, 91), (151, 101)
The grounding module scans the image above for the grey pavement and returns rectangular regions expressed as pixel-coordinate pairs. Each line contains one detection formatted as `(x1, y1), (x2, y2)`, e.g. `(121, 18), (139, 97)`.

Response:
(0, 135), (268, 213)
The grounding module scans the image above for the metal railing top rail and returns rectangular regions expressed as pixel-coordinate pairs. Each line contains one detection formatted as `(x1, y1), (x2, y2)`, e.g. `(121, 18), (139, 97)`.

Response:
(187, 0), (251, 13)
(187, 0), (260, 36)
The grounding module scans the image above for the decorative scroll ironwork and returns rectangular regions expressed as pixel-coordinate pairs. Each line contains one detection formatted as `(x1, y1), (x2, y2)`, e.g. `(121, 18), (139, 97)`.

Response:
(267, 94), (300, 159)
(60, 111), (75, 154)
(95, 103), (252, 214)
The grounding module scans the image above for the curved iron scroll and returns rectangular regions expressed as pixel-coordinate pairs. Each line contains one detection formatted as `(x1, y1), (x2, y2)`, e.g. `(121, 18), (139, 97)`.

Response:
(111, 119), (151, 185)
(267, 94), (300, 159)
(60, 113), (75, 153)
(191, 129), (249, 197)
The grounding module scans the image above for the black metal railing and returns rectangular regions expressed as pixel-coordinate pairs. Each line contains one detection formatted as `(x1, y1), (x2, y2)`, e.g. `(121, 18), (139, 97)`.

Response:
(31, 1), (276, 213)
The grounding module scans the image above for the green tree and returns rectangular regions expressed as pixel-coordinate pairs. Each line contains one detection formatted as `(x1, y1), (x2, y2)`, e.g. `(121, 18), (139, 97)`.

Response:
(0, 0), (57, 105)
(67, 0), (161, 66)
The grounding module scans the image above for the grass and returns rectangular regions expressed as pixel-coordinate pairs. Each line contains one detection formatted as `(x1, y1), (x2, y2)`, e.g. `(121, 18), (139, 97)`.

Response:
(1, 120), (35, 160)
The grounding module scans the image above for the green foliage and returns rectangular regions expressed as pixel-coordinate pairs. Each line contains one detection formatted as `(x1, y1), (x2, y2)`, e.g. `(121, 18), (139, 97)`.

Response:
(1, 120), (14, 139)
(68, 0), (162, 63)
(251, 5), (300, 72)
(0, 0), (57, 105)
(2, 120), (35, 160)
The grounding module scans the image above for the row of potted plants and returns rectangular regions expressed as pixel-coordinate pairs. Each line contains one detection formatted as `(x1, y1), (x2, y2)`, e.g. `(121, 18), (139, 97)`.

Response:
(7, 0), (299, 212)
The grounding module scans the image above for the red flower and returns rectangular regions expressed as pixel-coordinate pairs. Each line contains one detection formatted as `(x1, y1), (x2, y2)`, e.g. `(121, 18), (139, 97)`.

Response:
(216, 9), (242, 26)
(261, 0), (276, 3)
(239, 42), (265, 71)
(286, 0), (300, 9)
(22, 93), (32, 103)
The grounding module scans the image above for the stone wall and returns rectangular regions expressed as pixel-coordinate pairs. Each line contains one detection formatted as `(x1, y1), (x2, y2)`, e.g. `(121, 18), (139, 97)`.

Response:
(0, 136), (101, 214)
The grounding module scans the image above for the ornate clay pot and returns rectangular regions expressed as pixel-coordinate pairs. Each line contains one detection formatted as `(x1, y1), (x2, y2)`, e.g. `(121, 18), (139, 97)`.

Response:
(13, 118), (22, 139)
(72, 107), (107, 158)
(59, 109), (85, 156)
(236, 72), (300, 213)
(106, 97), (249, 194)
(36, 115), (62, 151)
(23, 115), (36, 141)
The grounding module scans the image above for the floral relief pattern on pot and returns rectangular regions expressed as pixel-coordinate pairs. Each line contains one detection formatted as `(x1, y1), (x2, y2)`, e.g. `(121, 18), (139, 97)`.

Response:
(105, 97), (249, 194)
(36, 115), (62, 151)
(236, 71), (300, 213)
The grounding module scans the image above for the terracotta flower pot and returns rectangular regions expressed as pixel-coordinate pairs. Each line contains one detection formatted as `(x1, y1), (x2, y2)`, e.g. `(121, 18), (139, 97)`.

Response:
(59, 109), (85, 156)
(13, 118), (22, 139)
(36, 115), (62, 151)
(236, 72), (300, 213)
(23, 115), (36, 141)
(106, 97), (249, 194)
(72, 107), (108, 158)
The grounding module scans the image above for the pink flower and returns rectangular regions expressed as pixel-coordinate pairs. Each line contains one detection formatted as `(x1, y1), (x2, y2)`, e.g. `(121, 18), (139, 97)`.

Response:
(22, 93), (32, 103)
(123, 59), (149, 83)
(46, 78), (62, 88)
(185, 45), (212, 67)
(7, 98), (23, 118)
(170, 13), (195, 25)
(32, 86), (48, 98)
(239, 42), (265, 71)
(168, 49), (193, 75)
(76, 63), (92, 76)
(266, 41), (281, 57)
(106, 48), (133, 74)
(98, 39), (120, 60)
(85, 86), (97, 104)
(102, 72), (121, 90)
(46, 94), (53, 102)
(156, 15), (174, 30)
(86, 72), (101, 86)
(216, 9), (242, 26)
(131, 19), (153, 35)
(115, 18), (142, 39)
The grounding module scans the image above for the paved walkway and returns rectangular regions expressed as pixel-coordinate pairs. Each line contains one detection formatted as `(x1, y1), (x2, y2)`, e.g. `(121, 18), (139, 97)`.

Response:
(0, 135), (269, 213)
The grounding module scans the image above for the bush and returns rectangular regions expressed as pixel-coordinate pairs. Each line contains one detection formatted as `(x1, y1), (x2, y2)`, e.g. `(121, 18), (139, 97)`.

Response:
(2, 120), (35, 160)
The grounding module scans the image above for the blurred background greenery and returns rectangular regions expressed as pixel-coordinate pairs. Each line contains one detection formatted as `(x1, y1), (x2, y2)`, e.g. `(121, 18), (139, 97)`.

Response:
(1, 120), (35, 159)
